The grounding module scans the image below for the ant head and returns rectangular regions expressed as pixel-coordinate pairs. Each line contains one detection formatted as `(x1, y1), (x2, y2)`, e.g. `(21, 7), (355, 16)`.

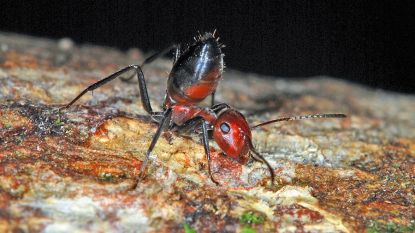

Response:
(213, 108), (275, 184)
(213, 109), (252, 162)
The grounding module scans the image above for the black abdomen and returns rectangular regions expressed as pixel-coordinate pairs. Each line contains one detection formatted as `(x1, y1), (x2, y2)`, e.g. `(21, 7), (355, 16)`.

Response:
(166, 33), (224, 105)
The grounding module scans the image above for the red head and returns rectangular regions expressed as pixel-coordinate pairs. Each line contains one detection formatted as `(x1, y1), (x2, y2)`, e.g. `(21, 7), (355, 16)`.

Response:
(213, 109), (252, 162)
(212, 109), (274, 184)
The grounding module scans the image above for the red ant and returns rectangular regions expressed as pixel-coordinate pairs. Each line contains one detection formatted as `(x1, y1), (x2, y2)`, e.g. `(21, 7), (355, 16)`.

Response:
(61, 31), (346, 186)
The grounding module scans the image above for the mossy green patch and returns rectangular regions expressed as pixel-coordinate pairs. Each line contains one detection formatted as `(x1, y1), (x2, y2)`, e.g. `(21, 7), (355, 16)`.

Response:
(240, 211), (266, 225)
(100, 172), (114, 182)
(241, 226), (256, 233)
(183, 223), (197, 233)
(53, 117), (64, 126)
(367, 221), (415, 233)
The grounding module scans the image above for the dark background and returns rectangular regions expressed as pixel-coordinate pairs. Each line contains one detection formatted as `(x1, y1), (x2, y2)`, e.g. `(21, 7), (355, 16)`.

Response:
(2, 1), (414, 93)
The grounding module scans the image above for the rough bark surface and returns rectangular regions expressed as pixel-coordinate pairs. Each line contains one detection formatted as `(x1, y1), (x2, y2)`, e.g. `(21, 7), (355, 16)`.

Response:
(0, 33), (414, 233)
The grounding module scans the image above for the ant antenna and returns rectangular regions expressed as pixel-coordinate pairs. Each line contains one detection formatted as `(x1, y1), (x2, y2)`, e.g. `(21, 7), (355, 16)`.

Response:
(251, 113), (346, 129)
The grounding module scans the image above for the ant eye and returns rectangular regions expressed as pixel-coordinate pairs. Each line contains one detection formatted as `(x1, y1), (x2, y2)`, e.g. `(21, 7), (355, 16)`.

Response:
(220, 122), (230, 133)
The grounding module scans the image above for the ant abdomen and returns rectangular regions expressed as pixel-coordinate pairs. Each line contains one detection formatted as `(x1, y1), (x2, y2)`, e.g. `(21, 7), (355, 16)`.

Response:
(166, 33), (224, 105)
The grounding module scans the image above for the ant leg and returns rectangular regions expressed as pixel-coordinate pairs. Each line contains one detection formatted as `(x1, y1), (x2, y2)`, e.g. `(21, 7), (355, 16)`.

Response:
(142, 44), (178, 67)
(150, 111), (167, 123)
(137, 108), (173, 183)
(210, 92), (216, 107)
(201, 120), (220, 185)
(171, 116), (204, 134)
(121, 44), (178, 82)
(62, 65), (154, 115)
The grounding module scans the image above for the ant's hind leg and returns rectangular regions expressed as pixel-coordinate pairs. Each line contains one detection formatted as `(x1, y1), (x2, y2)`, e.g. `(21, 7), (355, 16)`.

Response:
(121, 44), (178, 82)
(62, 65), (154, 115)
(142, 44), (178, 67)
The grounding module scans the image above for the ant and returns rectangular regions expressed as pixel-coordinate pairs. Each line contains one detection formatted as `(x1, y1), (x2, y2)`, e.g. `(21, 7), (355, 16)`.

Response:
(61, 31), (346, 186)
(62, 31), (226, 183)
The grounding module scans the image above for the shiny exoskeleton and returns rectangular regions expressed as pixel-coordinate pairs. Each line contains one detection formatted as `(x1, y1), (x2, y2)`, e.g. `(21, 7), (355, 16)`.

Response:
(164, 33), (224, 107)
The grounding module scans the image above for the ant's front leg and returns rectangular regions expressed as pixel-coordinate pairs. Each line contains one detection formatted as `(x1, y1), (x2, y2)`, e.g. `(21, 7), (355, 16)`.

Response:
(201, 120), (220, 185)
(172, 115), (219, 185)
(62, 65), (155, 116)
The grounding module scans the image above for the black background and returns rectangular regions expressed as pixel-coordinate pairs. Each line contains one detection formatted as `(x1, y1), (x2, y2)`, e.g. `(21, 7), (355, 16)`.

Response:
(2, 1), (414, 93)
